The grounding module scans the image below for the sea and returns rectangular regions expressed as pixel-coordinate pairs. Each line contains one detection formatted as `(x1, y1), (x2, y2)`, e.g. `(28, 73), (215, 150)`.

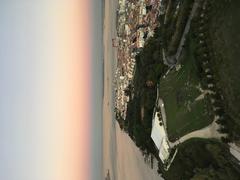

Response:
(90, 0), (104, 180)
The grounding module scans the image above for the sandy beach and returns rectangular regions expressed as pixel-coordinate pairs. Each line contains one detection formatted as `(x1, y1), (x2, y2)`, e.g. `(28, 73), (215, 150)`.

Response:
(103, 0), (117, 179)
(103, 0), (163, 179)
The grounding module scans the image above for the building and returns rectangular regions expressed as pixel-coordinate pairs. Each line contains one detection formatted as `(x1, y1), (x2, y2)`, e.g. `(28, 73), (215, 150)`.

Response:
(151, 108), (170, 163)
(137, 29), (145, 48)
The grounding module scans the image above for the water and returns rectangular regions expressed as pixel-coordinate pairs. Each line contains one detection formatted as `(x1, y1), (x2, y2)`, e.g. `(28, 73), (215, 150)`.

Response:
(91, 0), (104, 180)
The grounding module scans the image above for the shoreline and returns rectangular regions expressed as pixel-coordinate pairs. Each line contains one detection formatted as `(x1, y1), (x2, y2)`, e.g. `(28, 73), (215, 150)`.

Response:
(102, 0), (162, 180)
(102, 0), (118, 179)
(103, 0), (162, 179)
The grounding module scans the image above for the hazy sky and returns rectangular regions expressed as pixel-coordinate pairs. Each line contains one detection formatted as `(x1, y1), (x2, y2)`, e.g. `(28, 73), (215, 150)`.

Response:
(0, 0), (102, 179)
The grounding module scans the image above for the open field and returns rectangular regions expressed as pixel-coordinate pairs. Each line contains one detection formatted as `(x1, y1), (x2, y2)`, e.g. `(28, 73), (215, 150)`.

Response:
(159, 33), (212, 140)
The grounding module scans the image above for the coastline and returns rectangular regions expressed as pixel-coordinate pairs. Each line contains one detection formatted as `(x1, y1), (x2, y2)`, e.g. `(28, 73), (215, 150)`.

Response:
(103, 0), (118, 179)
(103, 0), (162, 179)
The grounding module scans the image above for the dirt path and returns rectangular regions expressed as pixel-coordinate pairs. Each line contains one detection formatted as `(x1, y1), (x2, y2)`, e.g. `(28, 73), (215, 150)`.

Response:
(170, 116), (226, 147)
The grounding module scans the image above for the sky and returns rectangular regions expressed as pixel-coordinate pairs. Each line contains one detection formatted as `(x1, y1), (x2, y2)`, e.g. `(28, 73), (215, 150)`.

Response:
(0, 0), (103, 180)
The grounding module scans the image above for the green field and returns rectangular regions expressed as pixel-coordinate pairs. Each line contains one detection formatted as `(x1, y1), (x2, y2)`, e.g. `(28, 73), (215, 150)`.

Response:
(159, 33), (212, 140)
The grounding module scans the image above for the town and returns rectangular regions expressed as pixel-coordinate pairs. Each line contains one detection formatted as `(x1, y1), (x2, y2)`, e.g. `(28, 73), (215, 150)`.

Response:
(114, 0), (163, 121)
(113, 0), (176, 169)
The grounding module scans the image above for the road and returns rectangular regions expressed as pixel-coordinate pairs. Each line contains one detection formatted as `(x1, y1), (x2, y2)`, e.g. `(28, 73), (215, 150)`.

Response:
(165, 0), (199, 66)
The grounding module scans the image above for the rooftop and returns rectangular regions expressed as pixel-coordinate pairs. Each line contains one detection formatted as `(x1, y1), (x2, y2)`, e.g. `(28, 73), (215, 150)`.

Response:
(151, 109), (170, 163)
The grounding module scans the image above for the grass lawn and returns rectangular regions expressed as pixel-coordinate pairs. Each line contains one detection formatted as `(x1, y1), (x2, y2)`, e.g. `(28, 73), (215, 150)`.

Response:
(159, 33), (212, 140)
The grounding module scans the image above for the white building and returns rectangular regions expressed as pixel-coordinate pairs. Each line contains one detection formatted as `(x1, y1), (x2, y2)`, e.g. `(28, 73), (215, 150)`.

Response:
(151, 110), (170, 163)
(125, 24), (131, 35)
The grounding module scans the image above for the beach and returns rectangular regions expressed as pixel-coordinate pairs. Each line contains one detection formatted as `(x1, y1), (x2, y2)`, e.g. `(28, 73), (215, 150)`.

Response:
(103, 0), (163, 179)
(103, 0), (117, 179)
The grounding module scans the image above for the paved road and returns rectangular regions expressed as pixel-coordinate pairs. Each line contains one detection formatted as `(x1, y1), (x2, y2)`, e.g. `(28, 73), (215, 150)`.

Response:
(175, 1), (198, 61)
(165, 0), (199, 66)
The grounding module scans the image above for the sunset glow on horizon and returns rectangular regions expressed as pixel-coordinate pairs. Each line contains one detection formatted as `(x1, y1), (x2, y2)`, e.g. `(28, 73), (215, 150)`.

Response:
(0, 0), (95, 179)
(38, 1), (93, 179)
(43, 1), (92, 179)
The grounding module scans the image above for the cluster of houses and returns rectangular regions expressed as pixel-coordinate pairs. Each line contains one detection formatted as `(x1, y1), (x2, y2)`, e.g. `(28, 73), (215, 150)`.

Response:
(114, 0), (164, 120)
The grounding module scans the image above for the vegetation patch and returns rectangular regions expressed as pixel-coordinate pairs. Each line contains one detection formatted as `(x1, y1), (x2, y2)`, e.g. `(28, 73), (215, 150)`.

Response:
(188, 0), (240, 141)
(207, 0), (240, 138)
(123, 26), (168, 155)
(162, 139), (240, 180)
(159, 32), (213, 140)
